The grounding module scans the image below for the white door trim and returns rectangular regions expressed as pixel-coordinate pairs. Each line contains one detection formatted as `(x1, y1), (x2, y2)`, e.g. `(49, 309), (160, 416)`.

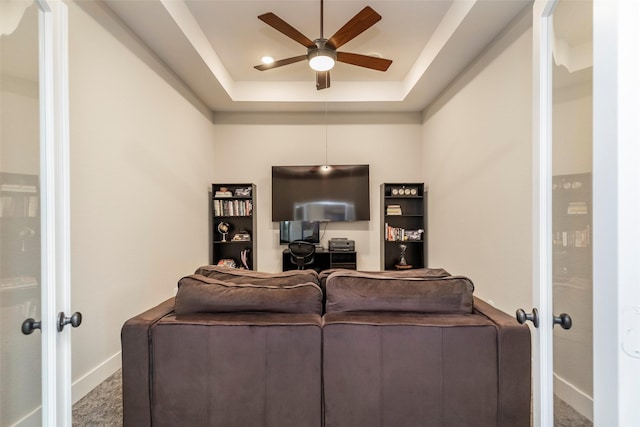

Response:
(38, 0), (71, 425)
(531, 1), (557, 426)
(593, 0), (640, 425)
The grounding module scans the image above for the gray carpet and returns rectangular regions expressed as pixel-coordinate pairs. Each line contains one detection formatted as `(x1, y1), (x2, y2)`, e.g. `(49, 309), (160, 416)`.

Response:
(72, 369), (122, 426)
(72, 368), (593, 426)
(554, 395), (593, 427)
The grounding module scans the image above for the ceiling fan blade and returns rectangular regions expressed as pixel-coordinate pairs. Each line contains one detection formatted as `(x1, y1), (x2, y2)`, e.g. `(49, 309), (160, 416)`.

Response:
(254, 55), (308, 71)
(327, 6), (381, 49)
(336, 52), (392, 71)
(258, 12), (316, 48)
(316, 71), (330, 90)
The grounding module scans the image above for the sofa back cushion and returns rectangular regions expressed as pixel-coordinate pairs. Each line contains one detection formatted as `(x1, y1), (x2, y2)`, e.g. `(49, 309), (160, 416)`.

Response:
(318, 267), (450, 291)
(325, 271), (474, 314)
(175, 274), (323, 315)
(194, 265), (320, 287)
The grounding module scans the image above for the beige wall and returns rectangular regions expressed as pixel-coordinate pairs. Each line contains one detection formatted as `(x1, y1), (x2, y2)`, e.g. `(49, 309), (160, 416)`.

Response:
(67, 1), (216, 399)
(212, 113), (423, 272)
(421, 8), (533, 315)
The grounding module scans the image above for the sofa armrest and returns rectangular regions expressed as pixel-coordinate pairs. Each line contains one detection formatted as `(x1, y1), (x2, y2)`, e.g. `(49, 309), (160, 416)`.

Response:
(473, 297), (531, 427)
(121, 298), (175, 427)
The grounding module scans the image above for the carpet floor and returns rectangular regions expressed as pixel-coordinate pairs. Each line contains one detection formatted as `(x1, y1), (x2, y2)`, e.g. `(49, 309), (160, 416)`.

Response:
(72, 369), (122, 426)
(72, 369), (593, 426)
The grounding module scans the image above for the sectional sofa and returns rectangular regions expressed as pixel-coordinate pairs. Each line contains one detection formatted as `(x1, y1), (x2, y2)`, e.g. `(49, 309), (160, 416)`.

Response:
(121, 266), (531, 427)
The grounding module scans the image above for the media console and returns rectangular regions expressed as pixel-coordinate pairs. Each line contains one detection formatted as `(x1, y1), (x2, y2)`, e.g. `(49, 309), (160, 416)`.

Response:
(282, 249), (357, 272)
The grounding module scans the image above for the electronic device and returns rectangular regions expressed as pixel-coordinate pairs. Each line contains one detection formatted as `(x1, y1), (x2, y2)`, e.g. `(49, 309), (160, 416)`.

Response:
(329, 238), (355, 252)
(279, 221), (320, 244)
(271, 164), (370, 222)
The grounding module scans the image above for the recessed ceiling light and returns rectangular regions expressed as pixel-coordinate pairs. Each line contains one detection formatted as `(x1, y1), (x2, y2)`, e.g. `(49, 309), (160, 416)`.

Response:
(261, 56), (274, 64)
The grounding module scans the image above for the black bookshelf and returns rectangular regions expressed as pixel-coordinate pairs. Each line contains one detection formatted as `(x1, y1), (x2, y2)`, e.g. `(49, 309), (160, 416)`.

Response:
(381, 183), (427, 270)
(210, 183), (256, 269)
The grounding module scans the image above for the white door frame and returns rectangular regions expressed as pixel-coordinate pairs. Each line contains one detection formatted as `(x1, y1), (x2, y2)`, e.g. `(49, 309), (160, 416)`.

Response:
(531, 1), (557, 425)
(533, 0), (640, 426)
(38, 0), (71, 425)
(592, 0), (640, 425)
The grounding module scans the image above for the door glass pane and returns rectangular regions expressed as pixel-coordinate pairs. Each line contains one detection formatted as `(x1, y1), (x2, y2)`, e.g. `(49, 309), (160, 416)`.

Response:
(551, 0), (593, 424)
(0, 1), (42, 425)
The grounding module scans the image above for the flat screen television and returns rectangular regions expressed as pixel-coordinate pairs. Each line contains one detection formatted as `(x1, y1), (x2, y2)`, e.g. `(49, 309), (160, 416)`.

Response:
(272, 164), (370, 222)
(279, 221), (320, 244)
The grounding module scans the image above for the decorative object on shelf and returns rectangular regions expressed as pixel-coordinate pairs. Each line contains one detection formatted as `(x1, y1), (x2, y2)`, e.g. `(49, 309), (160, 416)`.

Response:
(217, 258), (237, 268)
(390, 186), (420, 197)
(240, 249), (251, 269)
(217, 221), (230, 242)
(398, 244), (408, 266)
(405, 229), (424, 241)
(19, 226), (36, 252)
(234, 187), (252, 197)
(395, 244), (412, 270)
(215, 187), (233, 198)
(231, 230), (251, 241)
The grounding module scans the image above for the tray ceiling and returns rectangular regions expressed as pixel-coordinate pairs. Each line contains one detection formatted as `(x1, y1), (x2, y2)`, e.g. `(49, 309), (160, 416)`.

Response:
(101, 0), (532, 113)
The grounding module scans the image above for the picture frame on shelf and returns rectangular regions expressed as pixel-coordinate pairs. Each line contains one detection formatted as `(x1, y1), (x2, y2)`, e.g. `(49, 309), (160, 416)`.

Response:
(234, 187), (252, 197)
(405, 229), (424, 241)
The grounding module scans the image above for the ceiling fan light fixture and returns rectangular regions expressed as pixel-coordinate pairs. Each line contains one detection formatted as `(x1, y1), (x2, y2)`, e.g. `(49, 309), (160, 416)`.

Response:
(261, 56), (274, 64)
(308, 48), (336, 71)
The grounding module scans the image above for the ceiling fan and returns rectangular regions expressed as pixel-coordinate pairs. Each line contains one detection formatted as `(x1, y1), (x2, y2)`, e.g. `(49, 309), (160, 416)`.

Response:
(254, 0), (392, 90)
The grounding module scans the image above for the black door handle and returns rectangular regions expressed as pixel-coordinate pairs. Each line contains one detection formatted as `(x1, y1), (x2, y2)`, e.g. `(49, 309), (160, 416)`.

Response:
(516, 308), (572, 330)
(57, 311), (82, 332)
(516, 308), (539, 328)
(21, 318), (41, 335)
(553, 313), (572, 329)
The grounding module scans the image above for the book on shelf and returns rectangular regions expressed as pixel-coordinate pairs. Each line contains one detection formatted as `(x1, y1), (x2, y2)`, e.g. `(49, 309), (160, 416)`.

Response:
(567, 202), (588, 215)
(213, 199), (253, 216)
(386, 204), (402, 215)
(553, 227), (590, 248)
(214, 191), (233, 198)
(385, 223), (424, 242)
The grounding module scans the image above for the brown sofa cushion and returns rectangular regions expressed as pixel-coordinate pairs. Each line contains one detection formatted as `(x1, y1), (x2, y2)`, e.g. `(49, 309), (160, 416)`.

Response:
(175, 274), (322, 315)
(319, 267), (451, 283)
(318, 267), (451, 292)
(194, 265), (320, 286)
(325, 271), (474, 314)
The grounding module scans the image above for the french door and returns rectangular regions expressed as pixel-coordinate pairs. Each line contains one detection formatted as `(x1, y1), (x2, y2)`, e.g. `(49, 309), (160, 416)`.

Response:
(0, 0), (74, 425)
(530, 0), (640, 426)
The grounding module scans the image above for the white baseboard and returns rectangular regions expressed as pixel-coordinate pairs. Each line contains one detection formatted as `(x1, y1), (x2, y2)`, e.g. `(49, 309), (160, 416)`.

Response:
(72, 351), (122, 404)
(13, 407), (40, 427)
(554, 373), (593, 422)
